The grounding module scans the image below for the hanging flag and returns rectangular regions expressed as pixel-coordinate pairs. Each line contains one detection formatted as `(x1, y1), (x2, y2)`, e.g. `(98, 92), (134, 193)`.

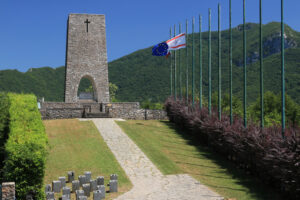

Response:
(166, 33), (186, 51)
(152, 42), (169, 56)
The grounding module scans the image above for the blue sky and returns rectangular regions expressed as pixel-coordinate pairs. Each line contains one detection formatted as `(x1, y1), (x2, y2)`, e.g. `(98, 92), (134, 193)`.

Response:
(0, 0), (298, 72)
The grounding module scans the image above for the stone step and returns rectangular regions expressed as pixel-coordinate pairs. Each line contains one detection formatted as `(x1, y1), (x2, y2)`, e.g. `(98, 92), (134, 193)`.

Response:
(85, 112), (110, 118)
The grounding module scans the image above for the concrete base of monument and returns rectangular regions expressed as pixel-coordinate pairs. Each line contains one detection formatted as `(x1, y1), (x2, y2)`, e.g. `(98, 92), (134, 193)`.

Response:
(39, 102), (167, 120)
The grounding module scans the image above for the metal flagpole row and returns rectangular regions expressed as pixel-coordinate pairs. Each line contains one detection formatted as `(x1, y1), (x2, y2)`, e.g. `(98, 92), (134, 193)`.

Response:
(281, 0), (285, 138)
(179, 23), (182, 100)
(170, 27), (173, 97)
(167, 0), (285, 137)
(229, 0), (233, 124)
(186, 20), (189, 104)
(199, 15), (202, 109)
(243, 0), (247, 127)
(174, 25), (177, 100)
(218, 4), (222, 120)
(260, 0), (264, 128)
(192, 17), (195, 106)
(208, 8), (212, 115)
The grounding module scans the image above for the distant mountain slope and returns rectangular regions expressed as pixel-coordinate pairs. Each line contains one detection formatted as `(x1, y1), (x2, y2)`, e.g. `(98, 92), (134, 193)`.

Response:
(0, 22), (300, 104)
(108, 22), (300, 103)
(0, 67), (65, 101)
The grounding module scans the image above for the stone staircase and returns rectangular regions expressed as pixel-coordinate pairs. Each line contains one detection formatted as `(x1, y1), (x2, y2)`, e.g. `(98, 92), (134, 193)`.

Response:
(85, 112), (110, 118)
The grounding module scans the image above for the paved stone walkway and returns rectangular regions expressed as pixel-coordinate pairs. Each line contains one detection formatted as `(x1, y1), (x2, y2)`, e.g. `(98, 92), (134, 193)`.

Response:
(90, 118), (223, 200)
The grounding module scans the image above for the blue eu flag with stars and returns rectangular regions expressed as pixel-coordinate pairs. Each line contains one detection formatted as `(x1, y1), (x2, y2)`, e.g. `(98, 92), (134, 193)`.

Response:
(152, 42), (169, 56)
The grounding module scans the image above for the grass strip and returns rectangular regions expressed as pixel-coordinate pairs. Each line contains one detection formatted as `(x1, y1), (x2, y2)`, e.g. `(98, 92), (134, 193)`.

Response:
(44, 119), (132, 200)
(116, 120), (282, 200)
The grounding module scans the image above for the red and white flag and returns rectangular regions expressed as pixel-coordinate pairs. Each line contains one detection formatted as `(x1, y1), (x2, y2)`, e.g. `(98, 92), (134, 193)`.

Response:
(166, 33), (186, 51)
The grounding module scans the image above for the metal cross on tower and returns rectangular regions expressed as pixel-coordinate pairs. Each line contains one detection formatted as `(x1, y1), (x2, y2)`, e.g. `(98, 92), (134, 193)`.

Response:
(84, 19), (90, 32)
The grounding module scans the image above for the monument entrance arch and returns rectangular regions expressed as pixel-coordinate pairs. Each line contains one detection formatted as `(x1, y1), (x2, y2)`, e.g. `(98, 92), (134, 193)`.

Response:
(64, 14), (110, 103)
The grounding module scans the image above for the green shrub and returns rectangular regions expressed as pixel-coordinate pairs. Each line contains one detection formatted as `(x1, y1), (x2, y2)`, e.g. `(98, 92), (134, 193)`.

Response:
(249, 91), (300, 127)
(141, 99), (164, 110)
(0, 92), (10, 180)
(2, 93), (47, 199)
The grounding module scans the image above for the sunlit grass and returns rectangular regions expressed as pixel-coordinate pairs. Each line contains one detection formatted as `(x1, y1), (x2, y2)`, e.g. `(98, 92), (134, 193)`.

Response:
(116, 120), (282, 200)
(44, 119), (132, 200)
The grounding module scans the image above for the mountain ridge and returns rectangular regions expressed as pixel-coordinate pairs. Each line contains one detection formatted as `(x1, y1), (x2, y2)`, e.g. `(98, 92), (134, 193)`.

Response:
(0, 22), (299, 104)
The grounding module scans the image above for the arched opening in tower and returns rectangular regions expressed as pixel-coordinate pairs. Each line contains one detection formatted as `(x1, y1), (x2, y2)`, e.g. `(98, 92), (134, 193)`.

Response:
(77, 76), (97, 102)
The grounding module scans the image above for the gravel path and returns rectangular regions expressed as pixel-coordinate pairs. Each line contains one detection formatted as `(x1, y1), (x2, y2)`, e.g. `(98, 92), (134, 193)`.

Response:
(89, 118), (223, 200)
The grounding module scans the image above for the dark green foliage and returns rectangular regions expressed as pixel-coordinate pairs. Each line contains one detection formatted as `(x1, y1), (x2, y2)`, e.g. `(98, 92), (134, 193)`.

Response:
(211, 92), (243, 116)
(165, 98), (300, 199)
(78, 77), (93, 94)
(141, 99), (164, 110)
(249, 91), (300, 127)
(0, 67), (65, 101)
(0, 92), (10, 180)
(2, 93), (48, 199)
(109, 83), (118, 102)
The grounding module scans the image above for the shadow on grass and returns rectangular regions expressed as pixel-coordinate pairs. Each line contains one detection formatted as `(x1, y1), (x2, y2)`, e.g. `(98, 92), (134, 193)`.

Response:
(160, 120), (284, 200)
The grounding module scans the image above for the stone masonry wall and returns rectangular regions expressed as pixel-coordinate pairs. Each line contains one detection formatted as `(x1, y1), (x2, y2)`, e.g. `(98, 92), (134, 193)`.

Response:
(1, 182), (15, 200)
(40, 102), (167, 120)
(64, 14), (110, 103)
(105, 102), (167, 120)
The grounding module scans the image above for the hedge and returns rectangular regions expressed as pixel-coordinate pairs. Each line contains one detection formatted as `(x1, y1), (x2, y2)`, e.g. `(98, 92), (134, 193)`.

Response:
(165, 98), (300, 199)
(0, 92), (10, 180)
(2, 93), (48, 199)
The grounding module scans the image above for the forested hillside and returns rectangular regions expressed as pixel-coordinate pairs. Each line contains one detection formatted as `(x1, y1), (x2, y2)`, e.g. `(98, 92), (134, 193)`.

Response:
(0, 22), (300, 104)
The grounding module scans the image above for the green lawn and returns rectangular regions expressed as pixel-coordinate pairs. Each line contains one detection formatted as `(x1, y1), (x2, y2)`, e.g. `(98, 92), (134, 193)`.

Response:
(44, 119), (132, 200)
(116, 120), (283, 200)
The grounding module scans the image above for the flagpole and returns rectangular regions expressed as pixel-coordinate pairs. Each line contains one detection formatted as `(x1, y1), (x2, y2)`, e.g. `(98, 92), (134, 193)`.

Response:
(281, 0), (285, 138)
(186, 19), (189, 104)
(179, 23), (182, 100)
(170, 27), (173, 96)
(229, 0), (233, 124)
(199, 15), (202, 109)
(260, 0), (264, 128)
(243, 0), (247, 127)
(218, 4), (222, 120)
(174, 24), (177, 100)
(192, 17), (195, 106)
(208, 8), (212, 115)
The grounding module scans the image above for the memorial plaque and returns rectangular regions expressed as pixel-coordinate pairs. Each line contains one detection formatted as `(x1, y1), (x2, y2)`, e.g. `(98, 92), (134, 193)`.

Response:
(68, 171), (75, 182)
(76, 190), (84, 200)
(93, 190), (102, 200)
(52, 180), (61, 193)
(109, 180), (118, 193)
(84, 171), (92, 182)
(82, 183), (90, 197)
(72, 180), (80, 193)
(79, 92), (94, 100)
(59, 176), (66, 188)
(96, 176), (104, 185)
(97, 185), (105, 199)
(45, 192), (54, 200)
(44, 184), (51, 193)
(90, 179), (97, 192)
(110, 174), (118, 181)
(78, 175), (86, 186)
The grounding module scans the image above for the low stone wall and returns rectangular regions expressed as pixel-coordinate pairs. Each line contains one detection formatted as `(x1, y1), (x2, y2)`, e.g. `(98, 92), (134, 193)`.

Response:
(40, 102), (167, 120)
(105, 102), (143, 119)
(104, 102), (167, 120)
(40, 102), (85, 120)
(1, 182), (15, 200)
(145, 109), (167, 120)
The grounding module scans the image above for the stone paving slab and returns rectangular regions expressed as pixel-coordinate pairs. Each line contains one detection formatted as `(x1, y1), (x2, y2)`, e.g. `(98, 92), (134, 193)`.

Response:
(83, 118), (223, 200)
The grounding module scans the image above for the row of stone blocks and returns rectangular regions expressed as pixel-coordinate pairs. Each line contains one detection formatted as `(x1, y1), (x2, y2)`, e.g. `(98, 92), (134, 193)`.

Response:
(45, 171), (118, 200)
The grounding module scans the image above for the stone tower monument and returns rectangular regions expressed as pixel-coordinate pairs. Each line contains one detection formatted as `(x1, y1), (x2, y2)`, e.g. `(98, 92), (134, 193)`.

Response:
(64, 13), (110, 103)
